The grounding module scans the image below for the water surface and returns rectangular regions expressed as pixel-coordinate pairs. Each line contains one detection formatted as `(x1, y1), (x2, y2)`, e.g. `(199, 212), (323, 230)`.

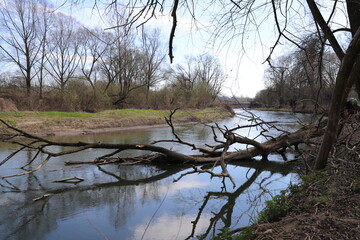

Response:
(0, 110), (313, 239)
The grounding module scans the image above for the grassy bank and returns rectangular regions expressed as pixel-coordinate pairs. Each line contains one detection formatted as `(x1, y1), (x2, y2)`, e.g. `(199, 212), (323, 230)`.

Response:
(0, 107), (233, 136)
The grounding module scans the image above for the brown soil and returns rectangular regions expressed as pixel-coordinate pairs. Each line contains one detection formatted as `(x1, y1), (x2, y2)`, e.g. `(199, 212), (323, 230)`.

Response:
(250, 122), (360, 240)
(15, 116), (172, 136)
(0, 109), (231, 136)
(0, 98), (18, 112)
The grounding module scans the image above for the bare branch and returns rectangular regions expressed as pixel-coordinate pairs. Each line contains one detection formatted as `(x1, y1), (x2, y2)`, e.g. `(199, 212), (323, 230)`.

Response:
(169, 0), (179, 63)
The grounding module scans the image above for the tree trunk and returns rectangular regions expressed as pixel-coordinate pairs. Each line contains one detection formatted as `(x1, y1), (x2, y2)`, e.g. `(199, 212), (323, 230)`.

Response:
(346, 0), (360, 98)
(315, 27), (360, 170)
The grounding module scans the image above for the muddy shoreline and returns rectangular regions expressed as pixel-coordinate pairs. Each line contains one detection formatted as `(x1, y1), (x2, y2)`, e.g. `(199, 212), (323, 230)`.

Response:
(0, 108), (234, 136)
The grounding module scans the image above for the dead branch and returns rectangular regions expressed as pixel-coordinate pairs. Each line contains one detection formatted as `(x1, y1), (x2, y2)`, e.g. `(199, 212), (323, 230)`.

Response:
(54, 176), (85, 184)
(1, 155), (51, 179)
(32, 194), (51, 202)
(0, 115), (326, 182)
(173, 166), (232, 184)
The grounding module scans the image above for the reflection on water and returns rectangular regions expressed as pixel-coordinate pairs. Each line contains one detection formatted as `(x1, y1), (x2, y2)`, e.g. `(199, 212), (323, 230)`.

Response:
(0, 110), (311, 239)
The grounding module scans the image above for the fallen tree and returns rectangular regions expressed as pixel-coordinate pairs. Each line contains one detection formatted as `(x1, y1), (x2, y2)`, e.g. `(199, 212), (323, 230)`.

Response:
(0, 110), (326, 186)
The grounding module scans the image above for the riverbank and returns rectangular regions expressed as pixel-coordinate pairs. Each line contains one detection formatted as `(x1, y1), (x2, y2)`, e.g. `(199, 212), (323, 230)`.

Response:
(234, 122), (360, 240)
(0, 107), (234, 136)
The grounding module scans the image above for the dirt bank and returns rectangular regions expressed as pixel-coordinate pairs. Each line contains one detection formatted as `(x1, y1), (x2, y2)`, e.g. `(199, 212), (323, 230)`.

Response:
(0, 108), (233, 136)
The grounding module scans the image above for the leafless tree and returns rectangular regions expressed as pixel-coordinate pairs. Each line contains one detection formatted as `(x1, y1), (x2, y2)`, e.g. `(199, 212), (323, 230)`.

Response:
(0, 0), (49, 96)
(98, 6), (145, 108)
(78, 27), (107, 95)
(36, 0), (53, 99)
(140, 27), (166, 105)
(264, 57), (290, 108)
(167, 54), (225, 106)
(169, 56), (198, 104)
(195, 53), (225, 98)
(262, 33), (340, 111)
(45, 13), (81, 95)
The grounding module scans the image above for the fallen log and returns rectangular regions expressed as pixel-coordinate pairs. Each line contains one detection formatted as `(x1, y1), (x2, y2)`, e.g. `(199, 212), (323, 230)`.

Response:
(0, 114), (325, 183)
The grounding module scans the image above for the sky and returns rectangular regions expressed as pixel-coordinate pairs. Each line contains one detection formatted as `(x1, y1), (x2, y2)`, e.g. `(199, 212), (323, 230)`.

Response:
(53, 0), (349, 98)
(51, 0), (273, 98)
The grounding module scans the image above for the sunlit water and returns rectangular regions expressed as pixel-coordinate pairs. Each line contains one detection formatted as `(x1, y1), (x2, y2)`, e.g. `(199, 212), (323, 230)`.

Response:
(0, 110), (314, 240)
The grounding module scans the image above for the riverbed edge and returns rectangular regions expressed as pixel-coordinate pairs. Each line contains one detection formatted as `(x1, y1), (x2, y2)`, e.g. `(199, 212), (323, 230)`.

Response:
(230, 126), (360, 240)
(0, 107), (235, 136)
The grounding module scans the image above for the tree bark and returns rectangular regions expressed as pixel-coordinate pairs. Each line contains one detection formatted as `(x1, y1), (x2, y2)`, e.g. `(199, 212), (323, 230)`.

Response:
(315, 27), (360, 170)
(306, 0), (344, 60)
(346, 0), (360, 97)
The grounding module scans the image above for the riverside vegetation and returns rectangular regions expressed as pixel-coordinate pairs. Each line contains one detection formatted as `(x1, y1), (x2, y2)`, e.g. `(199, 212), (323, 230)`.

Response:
(219, 120), (360, 240)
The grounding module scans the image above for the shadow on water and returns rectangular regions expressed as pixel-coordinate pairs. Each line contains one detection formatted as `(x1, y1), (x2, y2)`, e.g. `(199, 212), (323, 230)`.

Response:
(0, 110), (307, 240)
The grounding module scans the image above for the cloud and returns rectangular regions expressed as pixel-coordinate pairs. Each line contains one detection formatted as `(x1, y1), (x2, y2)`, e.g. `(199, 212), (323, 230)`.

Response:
(133, 213), (211, 240)
(158, 176), (209, 196)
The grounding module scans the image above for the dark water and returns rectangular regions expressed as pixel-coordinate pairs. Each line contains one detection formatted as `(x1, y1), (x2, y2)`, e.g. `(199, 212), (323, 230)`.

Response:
(0, 110), (314, 240)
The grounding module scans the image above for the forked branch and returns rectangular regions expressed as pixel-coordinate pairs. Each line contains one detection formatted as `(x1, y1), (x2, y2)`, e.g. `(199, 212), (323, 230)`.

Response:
(0, 114), (326, 183)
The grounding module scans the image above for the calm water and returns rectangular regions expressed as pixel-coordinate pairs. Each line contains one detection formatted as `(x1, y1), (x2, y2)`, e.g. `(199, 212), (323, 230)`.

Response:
(0, 110), (314, 240)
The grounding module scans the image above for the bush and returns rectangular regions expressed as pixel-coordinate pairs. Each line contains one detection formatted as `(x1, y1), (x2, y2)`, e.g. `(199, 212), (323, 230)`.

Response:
(257, 193), (289, 223)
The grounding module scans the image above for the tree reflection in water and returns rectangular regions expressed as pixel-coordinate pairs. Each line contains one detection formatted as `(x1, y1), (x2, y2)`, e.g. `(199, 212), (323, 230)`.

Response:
(0, 155), (296, 240)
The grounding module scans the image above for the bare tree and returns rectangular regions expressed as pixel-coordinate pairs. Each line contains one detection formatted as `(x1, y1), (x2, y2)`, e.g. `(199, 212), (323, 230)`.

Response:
(265, 57), (290, 108)
(45, 13), (81, 95)
(78, 27), (107, 95)
(99, 32), (144, 108)
(140, 27), (166, 105)
(262, 33), (339, 111)
(195, 53), (225, 98)
(167, 54), (225, 107)
(0, 0), (48, 96)
(169, 56), (198, 105)
(36, 0), (53, 99)
(99, 7), (148, 108)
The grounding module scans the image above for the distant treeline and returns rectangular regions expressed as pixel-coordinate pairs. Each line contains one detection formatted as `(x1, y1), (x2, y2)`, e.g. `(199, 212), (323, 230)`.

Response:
(0, 0), (225, 112)
(250, 34), (348, 113)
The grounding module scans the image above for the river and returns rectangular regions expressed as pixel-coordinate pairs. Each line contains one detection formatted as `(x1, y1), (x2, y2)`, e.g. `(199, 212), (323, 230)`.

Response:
(0, 110), (314, 240)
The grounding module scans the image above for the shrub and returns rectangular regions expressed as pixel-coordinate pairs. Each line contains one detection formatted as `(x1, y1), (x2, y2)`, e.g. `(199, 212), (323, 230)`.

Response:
(257, 193), (289, 223)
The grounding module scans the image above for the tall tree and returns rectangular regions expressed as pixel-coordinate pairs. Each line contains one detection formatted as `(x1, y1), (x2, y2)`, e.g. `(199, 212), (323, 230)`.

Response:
(195, 54), (225, 99)
(346, 0), (360, 97)
(36, 0), (53, 99)
(78, 27), (107, 95)
(140, 28), (166, 105)
(100, 6), (144, 108)
(45, 13), (81, 95)
(170, 56), (198, 105)
(0, 0), (48, 96)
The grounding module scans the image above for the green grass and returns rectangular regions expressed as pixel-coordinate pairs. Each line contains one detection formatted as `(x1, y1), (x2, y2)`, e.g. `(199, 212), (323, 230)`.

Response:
(0, 112), (29, 117)
(101, 109), (171, 118)
(36, 111), (94, 118)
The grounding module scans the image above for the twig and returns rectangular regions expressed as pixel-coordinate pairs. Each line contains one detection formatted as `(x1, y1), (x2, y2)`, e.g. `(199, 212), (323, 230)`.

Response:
(33, 194), (51, 202)
(54, 176), (85, 184)
(1, 155), (51, 179)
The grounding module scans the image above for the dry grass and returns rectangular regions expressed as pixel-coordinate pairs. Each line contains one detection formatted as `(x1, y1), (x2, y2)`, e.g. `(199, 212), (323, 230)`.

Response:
(0, 108), (233, 136)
